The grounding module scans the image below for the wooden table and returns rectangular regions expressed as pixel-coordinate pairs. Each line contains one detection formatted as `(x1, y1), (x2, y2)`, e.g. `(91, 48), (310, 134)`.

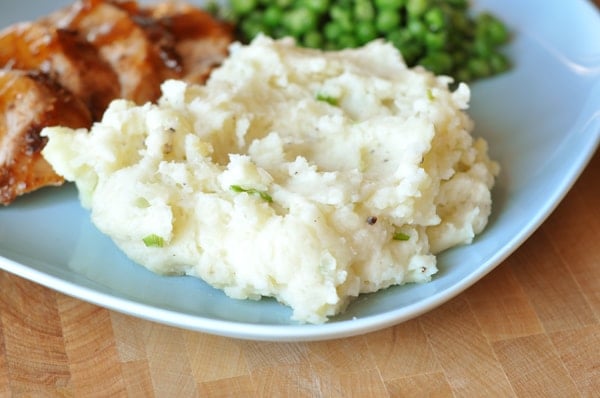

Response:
(2, 9), (600, 398)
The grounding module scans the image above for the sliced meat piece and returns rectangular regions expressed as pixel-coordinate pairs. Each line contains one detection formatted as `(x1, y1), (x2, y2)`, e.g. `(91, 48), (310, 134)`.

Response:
(107, 0), (183, 75)
(0, 70), (92, 205)
(145, 2), (234, 84)
(0, 22), (119, 120)
(49, 0), (181, 104)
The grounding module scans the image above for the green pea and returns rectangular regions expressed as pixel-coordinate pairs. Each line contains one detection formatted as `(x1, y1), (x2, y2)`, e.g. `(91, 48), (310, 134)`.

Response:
(424, 7), (446, 32)
(449, 9), (473, 35)
(275, 0), (294, 8)
(400, 44), (423, 66)
(406, 0), (429, 17)
(330, 5), (353, 32)
(424, 31), (448, 51)
(447, 0), (468, 10)
(388, 29), (422, 65)
(240, 18), (265, 40)
(407, 19), (427, 39)
(271, 26), (287, 39)
(473, 37), (493, 57)
(263, 6), (283, 28)
(282, 8), (318, 36)
(387, 28), (412, 48)
(324, 21), (343, 41)
(485, 18), (510, 45)
(332, 0), (352, 6)
(354, 0), (376, 21)
(376, 9), (401, 33)
(303, 31), (324, 48)
(337, 34), (359, 49)
(454, 67), (471, 83)
(230, 0), (258, 16)
(451, 50), (468, 67)
(324, 41), (338, 51)
(468, 58), (492, 78)
(375, 0), (406, 9)
(489, 52), (510, 73)
(300, 0), (330, 14)
(356, 21), (378, 44)
(421, 52), (453, 74)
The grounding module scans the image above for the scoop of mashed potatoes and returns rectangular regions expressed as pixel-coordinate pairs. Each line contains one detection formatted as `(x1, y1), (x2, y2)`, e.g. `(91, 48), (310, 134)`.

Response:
(42, 35), (499, 324)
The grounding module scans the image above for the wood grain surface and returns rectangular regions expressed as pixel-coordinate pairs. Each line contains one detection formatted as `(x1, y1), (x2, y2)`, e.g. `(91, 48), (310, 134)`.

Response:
(2, 3), (600, 397)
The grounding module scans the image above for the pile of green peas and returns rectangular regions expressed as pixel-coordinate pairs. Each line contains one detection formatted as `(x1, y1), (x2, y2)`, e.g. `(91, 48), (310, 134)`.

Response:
(217, 0), (511, 82)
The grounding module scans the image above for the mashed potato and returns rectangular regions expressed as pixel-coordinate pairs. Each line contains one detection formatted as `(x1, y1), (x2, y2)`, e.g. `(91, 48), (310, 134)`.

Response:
(42, 35), (499, 324)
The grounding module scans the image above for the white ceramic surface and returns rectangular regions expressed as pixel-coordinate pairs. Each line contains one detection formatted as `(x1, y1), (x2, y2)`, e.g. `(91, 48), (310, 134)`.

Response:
(1, 0), (599, 341)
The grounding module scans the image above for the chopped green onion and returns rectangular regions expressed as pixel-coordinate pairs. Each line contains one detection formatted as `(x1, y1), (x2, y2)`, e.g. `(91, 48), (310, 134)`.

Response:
(393, 231), (410, 241)
(143, 234), (165, 248)
(426, 88), (435, 101)
(316, 93), (339, 106)
(230, 184), (273, 202)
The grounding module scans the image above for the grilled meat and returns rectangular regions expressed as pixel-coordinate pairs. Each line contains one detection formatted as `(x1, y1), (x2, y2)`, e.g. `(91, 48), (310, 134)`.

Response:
(145, 2), (234, 84)
(0, 21), (120, 120)
(0, 0), (234, 205)
(47, 0), (180, 104)
(0, 70), (92, 205)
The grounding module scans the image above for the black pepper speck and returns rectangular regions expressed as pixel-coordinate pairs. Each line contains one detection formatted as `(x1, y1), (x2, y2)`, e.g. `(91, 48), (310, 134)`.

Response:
(366, 216), (377, 225)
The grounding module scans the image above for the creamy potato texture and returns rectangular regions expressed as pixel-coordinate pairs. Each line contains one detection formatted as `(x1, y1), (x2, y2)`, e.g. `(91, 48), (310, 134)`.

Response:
(42, 36), (499, 324)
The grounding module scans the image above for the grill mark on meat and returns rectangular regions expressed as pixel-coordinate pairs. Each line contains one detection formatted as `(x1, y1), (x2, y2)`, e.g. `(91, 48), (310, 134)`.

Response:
(146, 2), (233, 84)
(24, 124), (47, 155)
(132, 13), (183, 74)
(0, 70), (92, 205)
(0, 22), (119, 120)
(51, 0), (182, 104)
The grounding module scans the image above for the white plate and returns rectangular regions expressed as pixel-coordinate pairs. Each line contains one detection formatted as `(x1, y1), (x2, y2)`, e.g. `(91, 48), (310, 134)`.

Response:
(1, 0), (599, 341)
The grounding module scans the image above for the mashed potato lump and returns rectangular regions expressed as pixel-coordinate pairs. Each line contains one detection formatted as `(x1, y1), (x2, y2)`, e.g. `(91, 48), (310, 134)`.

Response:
(42, 36), (499, 324)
